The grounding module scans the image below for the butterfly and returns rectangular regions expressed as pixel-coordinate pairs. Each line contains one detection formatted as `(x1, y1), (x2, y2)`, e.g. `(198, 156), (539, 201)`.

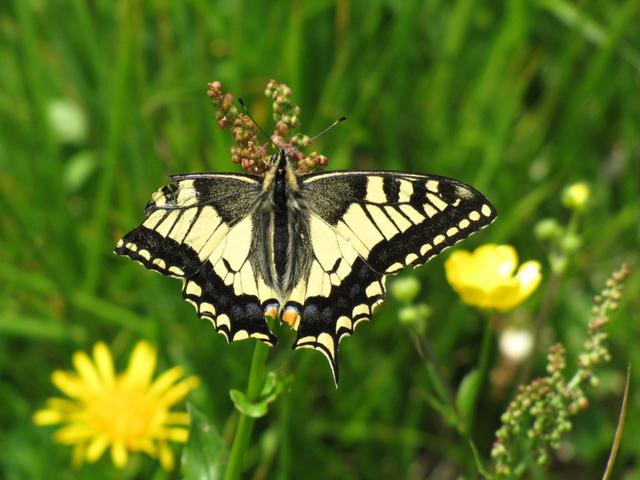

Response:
(115, 150), (496, 385)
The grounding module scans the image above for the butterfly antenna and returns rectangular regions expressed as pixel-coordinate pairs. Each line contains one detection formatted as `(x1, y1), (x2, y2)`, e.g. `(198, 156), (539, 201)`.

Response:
(281, 116), (347, 159)
(309, 116), (347, 143)
(237, 98), (279, 151)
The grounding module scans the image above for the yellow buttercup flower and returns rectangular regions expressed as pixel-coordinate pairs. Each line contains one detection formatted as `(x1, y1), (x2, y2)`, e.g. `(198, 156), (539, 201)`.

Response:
(33, 341), (199, 470)
(444, 244), (542, 312)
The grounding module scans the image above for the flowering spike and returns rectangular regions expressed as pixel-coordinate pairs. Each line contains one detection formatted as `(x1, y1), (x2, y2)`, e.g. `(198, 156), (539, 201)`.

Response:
(209, 80), (336, 174)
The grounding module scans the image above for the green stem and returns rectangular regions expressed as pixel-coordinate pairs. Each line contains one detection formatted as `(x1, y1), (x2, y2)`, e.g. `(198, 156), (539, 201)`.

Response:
(468, 317), (494, 434)
(224, 340), (270, 480)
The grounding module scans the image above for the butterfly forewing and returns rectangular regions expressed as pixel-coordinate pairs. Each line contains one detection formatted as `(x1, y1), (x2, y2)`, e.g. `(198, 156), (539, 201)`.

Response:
(115, 173), (278, 345)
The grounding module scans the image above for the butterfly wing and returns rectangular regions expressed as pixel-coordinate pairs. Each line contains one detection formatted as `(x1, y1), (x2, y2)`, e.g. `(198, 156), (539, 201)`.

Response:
(290, 171), (497, 384)
(115, 173), (279, 345)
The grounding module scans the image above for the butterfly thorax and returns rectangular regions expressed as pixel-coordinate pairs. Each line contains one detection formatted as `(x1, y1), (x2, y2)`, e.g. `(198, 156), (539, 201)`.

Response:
(256, 151), (312, 301)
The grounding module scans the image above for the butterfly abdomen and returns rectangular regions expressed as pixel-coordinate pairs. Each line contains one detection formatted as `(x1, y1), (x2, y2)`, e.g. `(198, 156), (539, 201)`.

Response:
(272, 165), (289, 285)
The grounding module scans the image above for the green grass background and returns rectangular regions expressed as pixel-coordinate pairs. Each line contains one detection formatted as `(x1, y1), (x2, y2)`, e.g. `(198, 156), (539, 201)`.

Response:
(1, 0), (639, 478)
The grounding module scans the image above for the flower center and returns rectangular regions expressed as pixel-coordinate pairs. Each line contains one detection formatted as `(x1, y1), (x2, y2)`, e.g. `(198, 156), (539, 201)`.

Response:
(86, 383), (160, 445)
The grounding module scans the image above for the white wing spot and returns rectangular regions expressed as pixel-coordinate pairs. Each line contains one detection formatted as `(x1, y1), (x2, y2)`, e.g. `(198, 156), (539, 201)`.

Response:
(352, 304), (369, 318)
(169, 266), (184, 276)
(446, 227), (459, 237)
(336, 316), (352, 332)
(251, 332), (271, 342)
(434, 235), (445, 246)
(405, 253), (419, 265)
(399, 204), (425, 224)
(365, 176), (387, 203)
(427, 193), (448, 211)
(422, 203), (438, 218)
(481, 204), (492, 217)
(216, 314), (231, 329)
(152, 258), (166, 269)
(398, 179), (414, 202)
(317, 333), (335, 356)
(233, 330), (249, 341)
(420, 243), (433, 256)
(459, 219), (471, 229)
(387, 262), (404, 273)
(185, 281), (202, 297)
(200, 302), (216, 316)
(469, 211), (481, 221)
(365, 282), (383, 297)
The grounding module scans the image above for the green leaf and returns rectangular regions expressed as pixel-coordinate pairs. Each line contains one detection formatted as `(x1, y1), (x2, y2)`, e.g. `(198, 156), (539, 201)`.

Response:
(421, 389), (459, 429)
(229, 372), (291, 419)
(229, 389), (269, 418)
(456, 369), (481, 427)
(181, 404), (227, 480)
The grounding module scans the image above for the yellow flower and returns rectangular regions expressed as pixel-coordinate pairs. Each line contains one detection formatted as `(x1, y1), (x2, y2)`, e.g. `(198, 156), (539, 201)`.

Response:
(33, 341), (199, 470)
(444, 244), (542, 312)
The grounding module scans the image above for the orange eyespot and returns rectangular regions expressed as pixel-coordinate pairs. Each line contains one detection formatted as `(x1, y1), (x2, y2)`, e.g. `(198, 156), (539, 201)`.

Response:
(282, 307), (301, 330)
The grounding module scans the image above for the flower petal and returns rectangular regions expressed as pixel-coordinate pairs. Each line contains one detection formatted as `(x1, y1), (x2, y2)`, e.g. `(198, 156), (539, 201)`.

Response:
(54, 423), (96, 443)
(45, 397), (79, 412)
(33, 408), (64, 425)
(515, 261), (542, 299)
(131, 438), (156, 455)
(486, 282), (524, 312)
(164, 427), (190, 443)
(93, 342), (115, 386)
(475, 244), (518, 281)
(51, 371), (85, 398)
(111, 441), (128, 468)
(86, 435), (109, 462)
(165, 412), (191, 425)
(158, 442), (174, 471)
(72, 443), (86, 469)
(122, 341), (157, 388)
(72, 351), (102, 392)
(158, 376), (200, 406)
(444, 250), (473, 289)
(148, 366), (185, 396)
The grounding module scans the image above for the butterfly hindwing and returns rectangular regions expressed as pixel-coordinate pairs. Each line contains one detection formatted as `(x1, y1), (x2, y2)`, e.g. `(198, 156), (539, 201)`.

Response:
(115, 173), (277, 345)
(293, 171), (496, 382)
(283, 214), (385, 384)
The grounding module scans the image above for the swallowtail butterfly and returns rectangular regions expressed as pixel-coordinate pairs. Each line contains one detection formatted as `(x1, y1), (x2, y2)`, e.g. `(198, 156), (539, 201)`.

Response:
(115, 151), (496, 385)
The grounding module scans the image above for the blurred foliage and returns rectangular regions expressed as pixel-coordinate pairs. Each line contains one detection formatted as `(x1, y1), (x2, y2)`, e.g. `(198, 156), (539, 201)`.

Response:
(0, 0), (639, 479)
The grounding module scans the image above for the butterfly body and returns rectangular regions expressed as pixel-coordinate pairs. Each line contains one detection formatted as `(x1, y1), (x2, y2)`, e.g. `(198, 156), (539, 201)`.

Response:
(116, 150), (496, 385)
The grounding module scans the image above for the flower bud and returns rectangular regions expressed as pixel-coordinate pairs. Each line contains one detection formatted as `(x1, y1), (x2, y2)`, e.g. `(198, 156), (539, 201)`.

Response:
(562, 182), (590, 211)
(534, 218), (563, 241)
(560, 233), (582, 254)
(390, 276), (421, 304)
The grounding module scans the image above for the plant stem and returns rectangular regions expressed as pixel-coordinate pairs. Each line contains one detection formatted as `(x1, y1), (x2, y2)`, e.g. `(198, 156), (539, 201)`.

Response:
(516, 272), (560, 385)
(224, 340), (270, 480)
(468, 317), (494, 435)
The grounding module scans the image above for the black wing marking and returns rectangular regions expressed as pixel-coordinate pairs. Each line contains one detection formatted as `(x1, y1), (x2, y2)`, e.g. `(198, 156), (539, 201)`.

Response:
(115, 173), (277, 345)
(291, 171), (496, 384)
